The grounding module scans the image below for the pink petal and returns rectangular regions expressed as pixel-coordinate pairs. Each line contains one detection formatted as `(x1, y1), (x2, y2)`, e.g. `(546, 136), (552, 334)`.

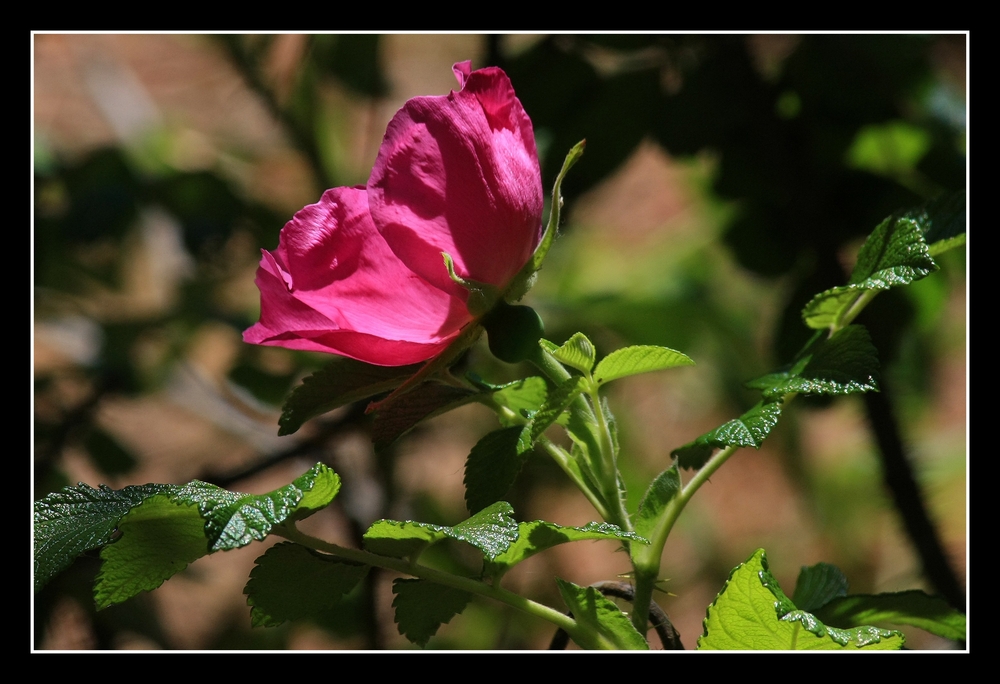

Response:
(243, 187), (470, 365)
(368, 64), (543, 299)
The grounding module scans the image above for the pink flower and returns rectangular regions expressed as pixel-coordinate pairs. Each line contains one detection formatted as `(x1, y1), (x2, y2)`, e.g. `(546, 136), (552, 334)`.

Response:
(244, 62), (544, 366)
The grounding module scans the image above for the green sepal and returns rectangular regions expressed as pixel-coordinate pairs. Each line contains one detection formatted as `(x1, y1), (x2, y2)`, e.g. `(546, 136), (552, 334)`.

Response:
(813, 590), (966, 642)
(505, 140), (586, 303)
(363, 501), (519, 562)
(672, 399), (784, 469)
(244, 542), (369, 628)
(371, 382), (479, 450)
(443, 251), (500, 317)
(540, 332), (597, 374)
(278, 358), (421, 436)
(698, 549), (904, 650)
(392, 578), (473, 647)
(745, 325), (880, 398)
(556, 578), (649, 650)
(485, 521), (647, 579)
(34, 482), (174, 592)
(593, 345), (694, 385)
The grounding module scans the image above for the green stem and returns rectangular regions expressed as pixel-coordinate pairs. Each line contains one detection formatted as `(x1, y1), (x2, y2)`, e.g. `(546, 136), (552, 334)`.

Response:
(587, 384), (632, 533)
(629, 569), (657, 636)
(833, 289), (880, 332)
(276, 524), (617, 649)
(628, 444), (741, 635)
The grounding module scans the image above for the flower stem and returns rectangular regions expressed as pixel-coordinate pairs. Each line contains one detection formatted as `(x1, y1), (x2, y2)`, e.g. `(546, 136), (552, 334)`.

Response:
(275, 524), (617, 649)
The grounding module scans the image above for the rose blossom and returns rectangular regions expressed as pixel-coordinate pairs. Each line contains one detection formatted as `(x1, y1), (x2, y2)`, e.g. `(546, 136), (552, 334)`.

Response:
(244, 61), (544, 366)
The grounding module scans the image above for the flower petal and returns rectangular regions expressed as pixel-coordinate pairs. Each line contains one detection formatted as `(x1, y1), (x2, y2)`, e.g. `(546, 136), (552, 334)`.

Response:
(368, 63), (543, 299)
(243, 187), (470, 365)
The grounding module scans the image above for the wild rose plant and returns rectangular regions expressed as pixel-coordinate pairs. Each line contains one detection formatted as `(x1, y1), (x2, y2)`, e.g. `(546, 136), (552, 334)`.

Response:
(33, 60), (966, 651)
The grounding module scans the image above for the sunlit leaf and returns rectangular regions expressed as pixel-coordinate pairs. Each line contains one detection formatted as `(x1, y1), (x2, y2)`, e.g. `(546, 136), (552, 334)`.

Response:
(172, 462), (340, 550)
(672, 400), (784, 469)
(542, 332), (597, 374)
(34, 482), (173, 592)
(486, 521), (646, 577)
(745, 325), (880, 398)
(556, 579), (649, 650)
(698, 549), (904, 650)
(594, 345), (694, 385)
(485, 376), (549, 427)
(802, 213), (938, 329)
(96, 464), (338, 608)
(95, 495), (208, 610)
(364, 501), (519, 561)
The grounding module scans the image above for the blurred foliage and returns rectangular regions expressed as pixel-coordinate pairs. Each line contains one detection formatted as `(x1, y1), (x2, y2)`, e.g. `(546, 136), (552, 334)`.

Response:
(33, 33), (965, 650)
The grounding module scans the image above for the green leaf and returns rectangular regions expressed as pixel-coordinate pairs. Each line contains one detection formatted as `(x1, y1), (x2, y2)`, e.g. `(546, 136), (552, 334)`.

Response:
(278, 358), (421, 436)
(632, 466), (681, 546)
(672, 400), (784, 469)
(244, 542), (369, 628)
(94, 495), (209, 610)
(802, 213), (939, 329)
(593, 345), (694, 385)
(814, 591), (966, 642)
(745, 326), (880, 398)
(555, 579), (649, 650)
(529, 376), (586, 443)
(90, 463), (340, 609)
(928, 233), (966, 257)
(172, 462), (341, 550)
(542, 332), (597, 374)
(463, 427), (533, 514)
(792, 563), (849, 612)
(34, 482), (174, 592)
(485, 521), (647, 578)
(371, 383), (479, 450)
(698, 549), (904, 650)
(391, 579), (473, 647)
(486, 376), (549, 427)
(363, 501), (519, 562)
